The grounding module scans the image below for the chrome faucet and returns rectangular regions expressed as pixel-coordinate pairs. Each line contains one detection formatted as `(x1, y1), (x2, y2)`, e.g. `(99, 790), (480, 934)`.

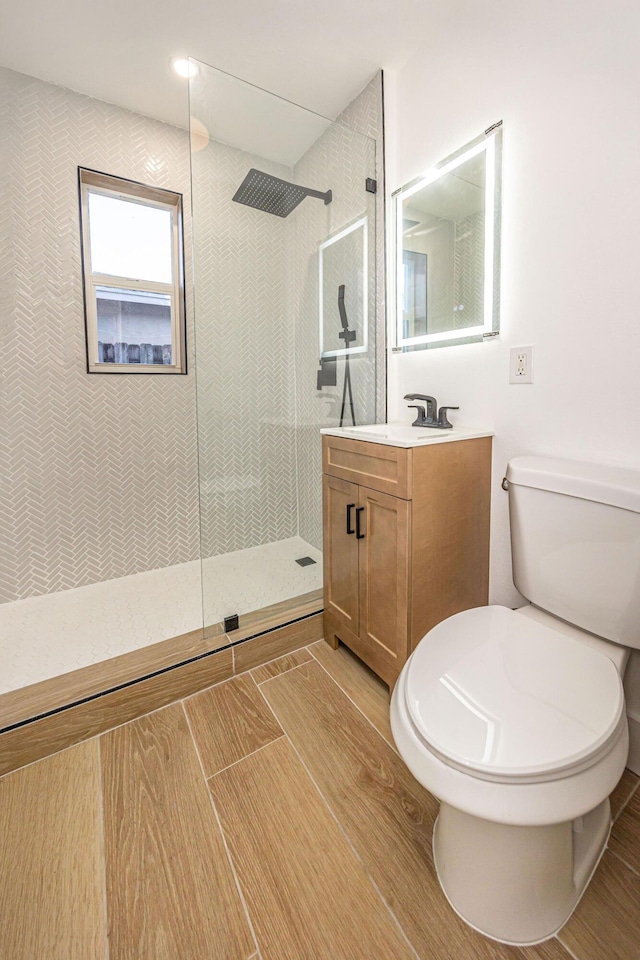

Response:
(403, 394), (459, 429)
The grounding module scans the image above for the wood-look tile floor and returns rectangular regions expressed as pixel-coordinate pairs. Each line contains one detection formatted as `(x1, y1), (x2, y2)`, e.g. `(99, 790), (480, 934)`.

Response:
(1, 639), (640, 960)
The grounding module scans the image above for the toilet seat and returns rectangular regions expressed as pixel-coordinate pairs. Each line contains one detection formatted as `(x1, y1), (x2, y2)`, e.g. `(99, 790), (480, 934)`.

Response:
(405, 606), (625, 785)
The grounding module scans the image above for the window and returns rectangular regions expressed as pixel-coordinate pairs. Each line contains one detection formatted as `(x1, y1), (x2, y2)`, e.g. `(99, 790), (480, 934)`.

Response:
(79, 168), (186, 374)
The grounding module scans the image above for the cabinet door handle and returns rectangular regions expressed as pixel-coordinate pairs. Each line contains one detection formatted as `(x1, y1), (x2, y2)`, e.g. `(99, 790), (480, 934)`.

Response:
(355, 506), (365, 539)
(346, 503), (356, 535)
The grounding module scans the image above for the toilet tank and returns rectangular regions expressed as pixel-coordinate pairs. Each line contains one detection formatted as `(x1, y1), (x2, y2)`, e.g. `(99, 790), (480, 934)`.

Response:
(506, 456), (640, 649)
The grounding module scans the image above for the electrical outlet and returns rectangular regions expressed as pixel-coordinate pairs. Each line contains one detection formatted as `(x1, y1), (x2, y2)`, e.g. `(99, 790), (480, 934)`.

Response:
(509, 345), (534, 384)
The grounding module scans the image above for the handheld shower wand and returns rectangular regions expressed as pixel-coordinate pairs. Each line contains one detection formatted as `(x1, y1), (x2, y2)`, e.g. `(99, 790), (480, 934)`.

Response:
(338, 284), (356, 427)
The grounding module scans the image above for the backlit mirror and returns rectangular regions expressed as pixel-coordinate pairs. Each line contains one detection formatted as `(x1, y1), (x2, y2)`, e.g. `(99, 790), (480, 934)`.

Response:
(392, 123), (502, 350)
(319, 216), (368, 357)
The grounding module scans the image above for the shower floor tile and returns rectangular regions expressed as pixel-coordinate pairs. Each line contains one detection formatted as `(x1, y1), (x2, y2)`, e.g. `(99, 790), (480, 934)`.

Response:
(0, 537), (321, 695)
(201, 536), (322, 627)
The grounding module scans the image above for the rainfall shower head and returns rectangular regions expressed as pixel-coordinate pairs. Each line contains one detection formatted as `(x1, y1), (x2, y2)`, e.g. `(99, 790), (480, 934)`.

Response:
(232, 168), (332, 218)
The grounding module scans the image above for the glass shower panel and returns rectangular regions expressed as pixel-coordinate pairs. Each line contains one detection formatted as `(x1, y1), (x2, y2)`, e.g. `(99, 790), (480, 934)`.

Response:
(189, 61), (378, 639)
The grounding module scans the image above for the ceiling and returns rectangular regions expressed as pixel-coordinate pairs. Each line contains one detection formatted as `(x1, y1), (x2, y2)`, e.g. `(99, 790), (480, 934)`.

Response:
(0, 0), (440, 128)
(189, 62), (334, 166)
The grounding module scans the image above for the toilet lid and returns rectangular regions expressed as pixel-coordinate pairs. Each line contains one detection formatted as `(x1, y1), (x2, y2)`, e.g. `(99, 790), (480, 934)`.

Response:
(406, 606), (624, 780)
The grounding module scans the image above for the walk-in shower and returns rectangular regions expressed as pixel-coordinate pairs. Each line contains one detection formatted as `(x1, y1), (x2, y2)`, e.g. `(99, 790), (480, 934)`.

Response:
(0, 58), (384, 732)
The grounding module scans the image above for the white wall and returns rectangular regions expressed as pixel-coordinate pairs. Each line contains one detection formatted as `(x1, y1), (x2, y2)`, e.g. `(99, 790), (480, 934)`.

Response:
(385, 2), (640, 608)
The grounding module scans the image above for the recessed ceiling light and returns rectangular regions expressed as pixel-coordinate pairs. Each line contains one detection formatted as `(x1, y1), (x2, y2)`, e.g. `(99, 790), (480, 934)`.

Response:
(171, 58), (197, 79)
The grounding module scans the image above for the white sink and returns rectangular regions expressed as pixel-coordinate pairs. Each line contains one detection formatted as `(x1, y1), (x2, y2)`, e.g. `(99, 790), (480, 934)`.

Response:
(320, 422), (494, 448)
(341, 424), (442, 442)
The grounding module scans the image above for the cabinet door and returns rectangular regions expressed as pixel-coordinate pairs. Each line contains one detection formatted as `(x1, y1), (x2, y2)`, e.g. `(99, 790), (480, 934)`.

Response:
(323, 475), (360, 634)
(358, 486), (410, 682)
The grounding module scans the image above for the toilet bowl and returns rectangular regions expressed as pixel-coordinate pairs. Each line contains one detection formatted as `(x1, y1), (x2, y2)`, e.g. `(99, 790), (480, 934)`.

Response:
(391, 605), (628, 944)
(390, 455), (640, 945)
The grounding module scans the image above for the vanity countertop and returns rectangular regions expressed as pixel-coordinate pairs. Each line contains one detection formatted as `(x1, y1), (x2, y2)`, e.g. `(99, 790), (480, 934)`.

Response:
(320, 422), (494, 449)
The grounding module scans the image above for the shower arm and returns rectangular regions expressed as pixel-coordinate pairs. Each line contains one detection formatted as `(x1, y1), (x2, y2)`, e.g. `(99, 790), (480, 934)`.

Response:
(308, 187), (332, 205)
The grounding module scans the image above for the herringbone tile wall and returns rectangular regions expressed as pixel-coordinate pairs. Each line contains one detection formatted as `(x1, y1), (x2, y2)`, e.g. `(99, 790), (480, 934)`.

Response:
(1, 65), (384, 619)
(336, 73), (386, 420)
(292, 74), (384, 550)
(191, 73), (384, 562)
(191, 139), (299, 560)
(0, 67), (200, 604)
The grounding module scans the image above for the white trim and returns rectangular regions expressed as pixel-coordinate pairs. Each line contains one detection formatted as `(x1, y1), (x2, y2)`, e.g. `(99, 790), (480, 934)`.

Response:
(318, 216), (368, 358)
(91, 273), (174, 295)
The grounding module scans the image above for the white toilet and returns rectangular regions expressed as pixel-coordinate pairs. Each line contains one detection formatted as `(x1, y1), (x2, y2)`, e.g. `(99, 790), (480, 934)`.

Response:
(391, 454), (640, 945)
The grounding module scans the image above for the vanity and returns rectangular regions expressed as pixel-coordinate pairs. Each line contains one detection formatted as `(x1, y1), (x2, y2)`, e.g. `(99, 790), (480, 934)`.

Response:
(320, 424), (493, 685)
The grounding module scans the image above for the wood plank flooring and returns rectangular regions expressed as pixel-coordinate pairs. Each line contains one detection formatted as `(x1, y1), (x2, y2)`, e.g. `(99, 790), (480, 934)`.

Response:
(261, 658), (565, 960)
(251, 647), (312, 684)
(0, 612), (322, 778)
(101, 703), (254, 960)
(557, 851), (640, 960)
(0, 740), (105, 960)
(609, 785), (640, 872)
(185, 673), (283, 777)
(1, 636), (639, 959)
(260, 660), (439, 923)
(209, 737), (416, 960)
(0, 646), (234, 777)
(309, 637), (395, 746)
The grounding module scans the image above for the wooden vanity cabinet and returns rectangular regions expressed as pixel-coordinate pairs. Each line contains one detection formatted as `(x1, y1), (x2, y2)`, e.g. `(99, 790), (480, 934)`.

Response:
(322, 434), (492, 686)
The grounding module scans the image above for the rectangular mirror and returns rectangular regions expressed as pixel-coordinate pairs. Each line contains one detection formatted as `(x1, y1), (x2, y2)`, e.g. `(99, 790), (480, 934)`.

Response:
(392, 123), (502, 350)
(319, 216), (368, 357)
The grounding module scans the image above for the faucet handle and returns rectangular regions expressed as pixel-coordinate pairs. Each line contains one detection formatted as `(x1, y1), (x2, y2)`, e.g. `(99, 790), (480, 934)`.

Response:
(437, 406), (459, 429)
(407, 404), (427, 427)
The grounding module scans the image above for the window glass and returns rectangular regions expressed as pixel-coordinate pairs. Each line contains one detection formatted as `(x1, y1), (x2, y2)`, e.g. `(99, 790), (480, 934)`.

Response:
(88, 193), (173, 283)
(96, 287), (172, 364)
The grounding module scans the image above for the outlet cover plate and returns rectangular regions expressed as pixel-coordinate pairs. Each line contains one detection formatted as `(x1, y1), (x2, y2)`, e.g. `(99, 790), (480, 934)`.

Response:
(509, 345), (534, 384)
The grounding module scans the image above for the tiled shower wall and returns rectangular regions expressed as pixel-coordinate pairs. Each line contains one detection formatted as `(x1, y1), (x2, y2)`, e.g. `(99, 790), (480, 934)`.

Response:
(0, 67), (199, 603)
(292, 73), (385, 550)
(0, 66), (384, 606)
(192, 72), (384, 560)
(190, 141), (298, 559)
(336, 73), (386, 422)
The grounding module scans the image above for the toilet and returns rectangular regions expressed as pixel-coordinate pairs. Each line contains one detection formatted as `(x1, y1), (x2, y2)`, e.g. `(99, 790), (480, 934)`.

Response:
(391, 454), (640, 945)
